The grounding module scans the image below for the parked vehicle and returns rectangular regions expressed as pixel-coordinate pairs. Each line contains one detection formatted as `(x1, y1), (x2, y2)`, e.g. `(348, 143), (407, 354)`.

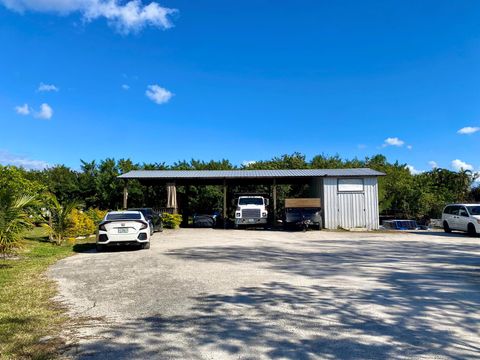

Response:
(128, 208), (163, 233)
(382, 220), (418, 230)
(96, 211), (151, 251)
(442, 204), (480, 237)
(235, 195), (269, 228)
(193, 213), (218, 228)
(283, 198), (322, 231)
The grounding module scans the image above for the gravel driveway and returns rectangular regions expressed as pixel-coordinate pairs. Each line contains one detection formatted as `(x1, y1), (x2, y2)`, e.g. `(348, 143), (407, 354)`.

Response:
(48, 229), (480, 359)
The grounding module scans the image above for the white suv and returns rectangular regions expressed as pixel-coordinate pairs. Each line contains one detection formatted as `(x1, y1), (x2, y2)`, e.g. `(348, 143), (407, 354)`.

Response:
(442, 204), (480, 237)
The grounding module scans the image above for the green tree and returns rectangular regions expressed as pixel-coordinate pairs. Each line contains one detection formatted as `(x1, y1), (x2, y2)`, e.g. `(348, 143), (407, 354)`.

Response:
(44, 196), (80, 245)
(0, 191), (37, 255)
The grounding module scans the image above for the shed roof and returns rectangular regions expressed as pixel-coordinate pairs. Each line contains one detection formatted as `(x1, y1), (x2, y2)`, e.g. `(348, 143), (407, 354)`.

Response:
(118, 168), (385, 180)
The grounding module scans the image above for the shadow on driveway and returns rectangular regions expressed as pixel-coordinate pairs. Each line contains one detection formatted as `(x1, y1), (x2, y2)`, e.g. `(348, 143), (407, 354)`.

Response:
(73, 238), (480, 359)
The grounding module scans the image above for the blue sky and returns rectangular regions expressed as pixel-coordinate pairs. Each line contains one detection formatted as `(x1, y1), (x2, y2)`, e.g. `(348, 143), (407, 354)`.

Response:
(0, 0), (479, 173)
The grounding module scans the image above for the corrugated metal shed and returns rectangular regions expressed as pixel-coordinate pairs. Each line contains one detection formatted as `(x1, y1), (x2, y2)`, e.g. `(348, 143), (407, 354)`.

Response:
(118, 168), (385, 179)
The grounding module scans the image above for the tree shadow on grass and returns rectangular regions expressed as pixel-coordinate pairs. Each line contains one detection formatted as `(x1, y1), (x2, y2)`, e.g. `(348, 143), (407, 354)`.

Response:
(75, 238), (480, 359)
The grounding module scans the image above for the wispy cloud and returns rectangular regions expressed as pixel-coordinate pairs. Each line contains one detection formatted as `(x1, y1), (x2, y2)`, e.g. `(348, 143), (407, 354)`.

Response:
(451, 159), (473, 172)
(37, 82), (59, 92)
(146, 84), (173, 104)
(35, 103), (53, 119)
(242, 160), (256, 167)
(0, 0), (177, 34)
(121, 84), (130, 90)
(0, 150), (49, 170)
(428, 161), (438, 169)
(15, 103), (30, 115)
(457, 126), (480, 135)
(406, 165), (422, 175)
(382, 137), (405, 147)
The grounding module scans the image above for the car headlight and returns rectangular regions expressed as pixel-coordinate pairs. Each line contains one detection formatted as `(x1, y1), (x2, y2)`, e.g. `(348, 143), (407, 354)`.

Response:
(477, 219), (480, 224)
(262, 212), (267, 217)
(235, 212), (241, 218)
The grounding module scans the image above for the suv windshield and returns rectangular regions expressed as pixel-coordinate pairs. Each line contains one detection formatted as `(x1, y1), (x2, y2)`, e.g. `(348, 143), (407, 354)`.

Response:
(239, 198), (264, 205)
(466, 206), (480, 216)
(106, 213), (141, 221)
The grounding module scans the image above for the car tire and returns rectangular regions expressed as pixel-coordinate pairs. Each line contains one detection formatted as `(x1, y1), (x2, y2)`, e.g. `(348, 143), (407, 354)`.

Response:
(467, 223), (478, 237)
(96, 244), (104, 252)
(443, 221), (452, 233)
(142, 242), (150, 250)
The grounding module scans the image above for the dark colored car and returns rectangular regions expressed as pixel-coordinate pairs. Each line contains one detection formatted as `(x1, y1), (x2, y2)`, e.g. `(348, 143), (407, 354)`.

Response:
(128, 208), (163, 233)
(284, 207), (322, 230)
(193, 212), (219, 228)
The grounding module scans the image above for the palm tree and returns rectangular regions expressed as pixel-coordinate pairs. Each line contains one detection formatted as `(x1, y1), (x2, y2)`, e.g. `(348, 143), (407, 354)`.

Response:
(44, 196), (80, 245)
(0, 191), (37, 256)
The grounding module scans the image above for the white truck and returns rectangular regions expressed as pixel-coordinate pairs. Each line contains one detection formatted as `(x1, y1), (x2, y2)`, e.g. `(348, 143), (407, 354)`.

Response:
(234, 195), (269, 228)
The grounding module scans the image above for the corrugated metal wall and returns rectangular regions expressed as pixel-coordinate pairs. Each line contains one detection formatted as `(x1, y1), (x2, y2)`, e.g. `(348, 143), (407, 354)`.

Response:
(322, 177), (379, 230)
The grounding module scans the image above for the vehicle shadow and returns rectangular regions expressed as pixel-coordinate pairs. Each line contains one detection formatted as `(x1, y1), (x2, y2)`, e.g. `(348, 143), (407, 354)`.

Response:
(73, 238), (480, 359)
(72, 243), (144, 253)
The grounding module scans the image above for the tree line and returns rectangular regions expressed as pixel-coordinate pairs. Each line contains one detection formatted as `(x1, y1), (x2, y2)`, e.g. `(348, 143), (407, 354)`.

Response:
(1, 153), (479, 222)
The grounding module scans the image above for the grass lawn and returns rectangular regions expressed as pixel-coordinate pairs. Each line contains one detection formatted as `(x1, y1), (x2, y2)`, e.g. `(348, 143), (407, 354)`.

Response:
(0, 228), (94, 359)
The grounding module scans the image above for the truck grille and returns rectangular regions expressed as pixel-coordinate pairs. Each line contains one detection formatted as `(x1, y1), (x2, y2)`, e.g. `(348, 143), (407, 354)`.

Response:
(242, 209), (261, 218)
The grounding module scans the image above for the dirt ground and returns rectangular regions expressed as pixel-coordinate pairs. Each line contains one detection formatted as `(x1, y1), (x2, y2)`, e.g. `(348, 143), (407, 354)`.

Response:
(48, 229), (480, 359)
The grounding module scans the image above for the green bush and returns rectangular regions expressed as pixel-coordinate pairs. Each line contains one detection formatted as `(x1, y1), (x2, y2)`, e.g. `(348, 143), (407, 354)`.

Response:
(67, 209), (95, 237)
(85, 208), (107, 225)
(162, 213), (182, 229)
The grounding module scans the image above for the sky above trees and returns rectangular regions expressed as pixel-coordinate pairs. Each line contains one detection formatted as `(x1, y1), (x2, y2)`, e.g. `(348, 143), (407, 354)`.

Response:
(0, 1), (479, 173)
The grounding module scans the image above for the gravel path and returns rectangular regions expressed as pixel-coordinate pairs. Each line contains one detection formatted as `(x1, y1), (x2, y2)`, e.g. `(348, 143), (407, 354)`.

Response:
(48, 229), (480, 359)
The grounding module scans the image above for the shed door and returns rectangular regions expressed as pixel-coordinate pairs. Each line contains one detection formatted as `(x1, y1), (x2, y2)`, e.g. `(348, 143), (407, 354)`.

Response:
(338, 193), (366, 229)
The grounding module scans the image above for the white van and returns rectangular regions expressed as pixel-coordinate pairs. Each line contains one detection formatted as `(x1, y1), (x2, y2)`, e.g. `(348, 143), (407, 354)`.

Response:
(442, 204), (480, 236)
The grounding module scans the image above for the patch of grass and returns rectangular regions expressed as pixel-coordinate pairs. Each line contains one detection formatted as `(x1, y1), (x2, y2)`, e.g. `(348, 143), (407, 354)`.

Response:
(0, 232), (95, 359)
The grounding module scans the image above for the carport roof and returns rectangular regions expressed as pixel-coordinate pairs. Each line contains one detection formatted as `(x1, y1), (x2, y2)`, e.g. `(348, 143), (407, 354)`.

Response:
(118, 168), (385, 180)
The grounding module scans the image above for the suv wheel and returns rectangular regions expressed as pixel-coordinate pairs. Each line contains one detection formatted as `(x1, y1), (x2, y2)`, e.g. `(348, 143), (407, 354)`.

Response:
(142, 242), (150, 250)
(443, 221), (451, 233)
(96, 244), (104, 252)
(467, 223), (478, 237)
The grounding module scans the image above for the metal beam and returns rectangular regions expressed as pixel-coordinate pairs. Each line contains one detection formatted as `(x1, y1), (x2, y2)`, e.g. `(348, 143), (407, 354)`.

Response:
(223, 180), (227, 229)
(273, 178), (277, 225)
(123, 181), (128, 209)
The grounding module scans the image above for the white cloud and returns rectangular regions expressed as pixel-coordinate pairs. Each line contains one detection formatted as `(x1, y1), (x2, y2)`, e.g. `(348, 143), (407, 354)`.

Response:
(451, 159), (473, 172)
(145, 84), (173, 104)
(382, 137), (405, 147)
(121, 84), (130, 90)
(0, 150), (49, 170)
(406, 145), (413, 150)
(428, 161), (438, 169)
(34, 103), (53, 119)
(457, 126), (480, 135)
(357, 144), (367, 149)
(406, 165), (422, 175)
(37, 82), (59, 92)
(242, 160), (256, 167)
(0, 0), (177, 33)
(15, 103), (30, 115)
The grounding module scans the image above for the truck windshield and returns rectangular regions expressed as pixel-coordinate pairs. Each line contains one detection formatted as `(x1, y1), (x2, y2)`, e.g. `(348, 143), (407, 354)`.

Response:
(239, 198), (264, 205)
(466, 206), (480, 215)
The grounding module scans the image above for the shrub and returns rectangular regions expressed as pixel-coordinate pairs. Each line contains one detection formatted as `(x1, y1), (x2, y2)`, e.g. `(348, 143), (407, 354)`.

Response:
(0, 192), (37, 255)
(67, 209), (95, 237)
(162, 213), (182, 229)
(85, 208), (107, 225)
